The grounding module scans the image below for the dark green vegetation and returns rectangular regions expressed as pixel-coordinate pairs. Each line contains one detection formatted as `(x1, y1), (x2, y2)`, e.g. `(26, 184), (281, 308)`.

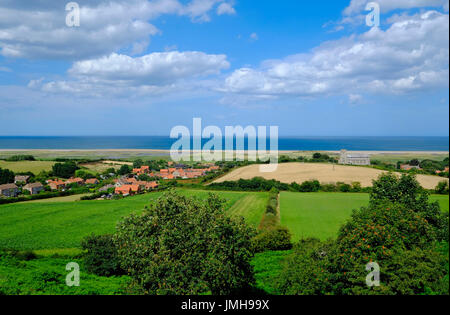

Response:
(52, 161), (79, 179)
(4, 155), (36, 162)
(115, 192), (255, 295)
(0, 167), (14, 184)
(253, 188), (292, 253)
(209, 177), (371, 193)
(276, 174), (449, 295)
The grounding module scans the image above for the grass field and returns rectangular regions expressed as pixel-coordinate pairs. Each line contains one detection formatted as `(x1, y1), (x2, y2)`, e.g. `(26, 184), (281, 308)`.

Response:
(0, 189), (268, 251)
(22, 194), (90, 204)
(215, 163), (448, 189)
(0, 160), (55, 173)
(280, 192), (449, 242)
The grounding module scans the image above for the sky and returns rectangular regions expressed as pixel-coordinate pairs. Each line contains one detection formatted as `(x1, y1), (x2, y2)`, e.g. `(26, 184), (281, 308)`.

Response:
(0, 0), (449, 137)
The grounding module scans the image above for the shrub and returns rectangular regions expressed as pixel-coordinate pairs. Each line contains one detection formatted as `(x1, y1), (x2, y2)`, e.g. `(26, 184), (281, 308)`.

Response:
(298, 180), (321, 192)
(0, 167), (15, 185)
(435, 181), (449, 195)
(81, 234), (123, 277)
(114, 191), (256, 295)
(52, 161), (79, 178)
(253, 226), (292, 253)
(276, 173), (449, 295)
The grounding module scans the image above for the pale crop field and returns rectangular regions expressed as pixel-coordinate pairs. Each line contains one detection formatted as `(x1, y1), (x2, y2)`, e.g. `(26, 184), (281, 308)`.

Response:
(214, 163), (448, 189)
(0, 160), (55, 173)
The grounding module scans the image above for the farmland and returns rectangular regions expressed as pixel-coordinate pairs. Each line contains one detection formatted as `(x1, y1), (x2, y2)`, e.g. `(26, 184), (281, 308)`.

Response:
(279, 192), (449, 242)
(214, 162), (448, 189)
(0, 160), (55, 173)
(0, 189), (268, 251)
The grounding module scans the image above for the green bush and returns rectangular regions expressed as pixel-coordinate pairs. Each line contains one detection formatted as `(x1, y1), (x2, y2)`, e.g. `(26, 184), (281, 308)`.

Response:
(81, 234), (123, 277)
(436, 181), (449, 195)
(114, 191), (256, 295)
(276, 173), (449, 295)
(253, 226), (292, 253)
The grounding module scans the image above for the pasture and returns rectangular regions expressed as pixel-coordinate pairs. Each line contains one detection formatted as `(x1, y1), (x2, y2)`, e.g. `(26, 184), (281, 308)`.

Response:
(279, 192), (449, 242)
(0, 160), (55, 173)
(0, 189), (268, 251)
(214, 162), (448, 189)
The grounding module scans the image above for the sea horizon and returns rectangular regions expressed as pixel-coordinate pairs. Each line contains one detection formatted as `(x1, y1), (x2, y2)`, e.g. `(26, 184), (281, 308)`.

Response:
(0, 136), (448, 152)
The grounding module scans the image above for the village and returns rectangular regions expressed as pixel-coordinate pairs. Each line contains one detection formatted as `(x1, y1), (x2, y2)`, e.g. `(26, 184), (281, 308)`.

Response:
(0, 161), (222, 200)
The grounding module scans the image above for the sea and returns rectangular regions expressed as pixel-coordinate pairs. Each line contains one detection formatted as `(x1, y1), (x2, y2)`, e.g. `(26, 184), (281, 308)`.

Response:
(0, 136), (448, 151)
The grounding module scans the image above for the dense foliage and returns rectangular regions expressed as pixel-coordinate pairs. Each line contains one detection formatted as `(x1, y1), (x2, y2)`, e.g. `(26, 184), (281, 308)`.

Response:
(4, 155), (36, 161)
(81, 234), (123, 277)
(52, 161), (79, 178)
(114, 191), (256, 295)
(0, 167), (14, 185)
(209, 177), (370, 193)
(254, 188), (292, 252)
(276, 173), (449, 295)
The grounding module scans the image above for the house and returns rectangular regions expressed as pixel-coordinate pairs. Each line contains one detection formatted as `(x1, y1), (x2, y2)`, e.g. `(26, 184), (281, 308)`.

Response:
(401, 164), (421, 171)
(65, 177), (85, 186)
(47, 179), (66, 190)
(145, 181), (159, 190)
(339, 150), (370, 166)
(0, 183), (19, 197)
(23, 182), (44, 195)
(85, 178), (99, 185)
(132, 166), (151, 175)
(14, 175), (30, 184)
(436, 167), (450, 174)
(115, 184), (140, 196)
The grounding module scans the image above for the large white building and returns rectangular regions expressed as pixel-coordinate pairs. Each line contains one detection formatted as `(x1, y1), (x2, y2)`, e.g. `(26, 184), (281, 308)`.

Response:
(339, 150), (371, 166)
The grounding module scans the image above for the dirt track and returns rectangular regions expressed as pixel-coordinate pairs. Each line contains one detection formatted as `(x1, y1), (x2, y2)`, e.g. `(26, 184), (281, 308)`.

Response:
(213, 163), (448, 189)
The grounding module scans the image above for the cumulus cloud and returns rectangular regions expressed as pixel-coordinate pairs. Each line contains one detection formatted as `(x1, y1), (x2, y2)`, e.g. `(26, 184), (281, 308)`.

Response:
(0, 0), (236, 60)
(217, 2), (236, 15)
(221, 11), (449, 98)
(30, 51), (230, 96)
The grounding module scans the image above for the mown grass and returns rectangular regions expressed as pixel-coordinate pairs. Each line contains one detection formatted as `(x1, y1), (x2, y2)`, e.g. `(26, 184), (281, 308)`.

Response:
(228, 193), (269, 228)
(0, 189), (268, 251)
(280, 192), (449, 241)
(0, 160), (55, 173)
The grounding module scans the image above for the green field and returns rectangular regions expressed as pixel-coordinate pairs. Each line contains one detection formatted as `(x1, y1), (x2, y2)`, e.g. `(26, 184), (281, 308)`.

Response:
(0, 189), (267, 251)
(0, 160), (55, 173)
(280, 192), (449, 242)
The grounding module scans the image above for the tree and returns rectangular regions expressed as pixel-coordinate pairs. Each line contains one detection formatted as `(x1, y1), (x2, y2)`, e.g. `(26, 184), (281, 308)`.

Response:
(435, 181), (449, 195)
(0, 167), (15, 184)
(276, 173), (449, 295)
(52, 161), (79, 178)
(313, 153), (322, 159)
(409, 159), (420, 166)
(133, 159), (144, 169)
(117, 164), (131, 175)
(114, 191), (256, 295)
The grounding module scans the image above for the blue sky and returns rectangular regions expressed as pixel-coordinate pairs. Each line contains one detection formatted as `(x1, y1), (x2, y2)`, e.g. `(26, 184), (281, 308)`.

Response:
(0, 0), (449, 136)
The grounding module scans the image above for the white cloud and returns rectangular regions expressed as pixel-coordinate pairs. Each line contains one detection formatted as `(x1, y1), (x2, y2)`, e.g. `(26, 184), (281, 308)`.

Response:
(348, 93), (363, 104)
(221, 11), (449, 98)
(250, 33), (259, 41)
(30, 51), (230, 96)
(217, 2), (236, 15)
(343, 0), (449, 15)
(0, 0), (235, 60)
